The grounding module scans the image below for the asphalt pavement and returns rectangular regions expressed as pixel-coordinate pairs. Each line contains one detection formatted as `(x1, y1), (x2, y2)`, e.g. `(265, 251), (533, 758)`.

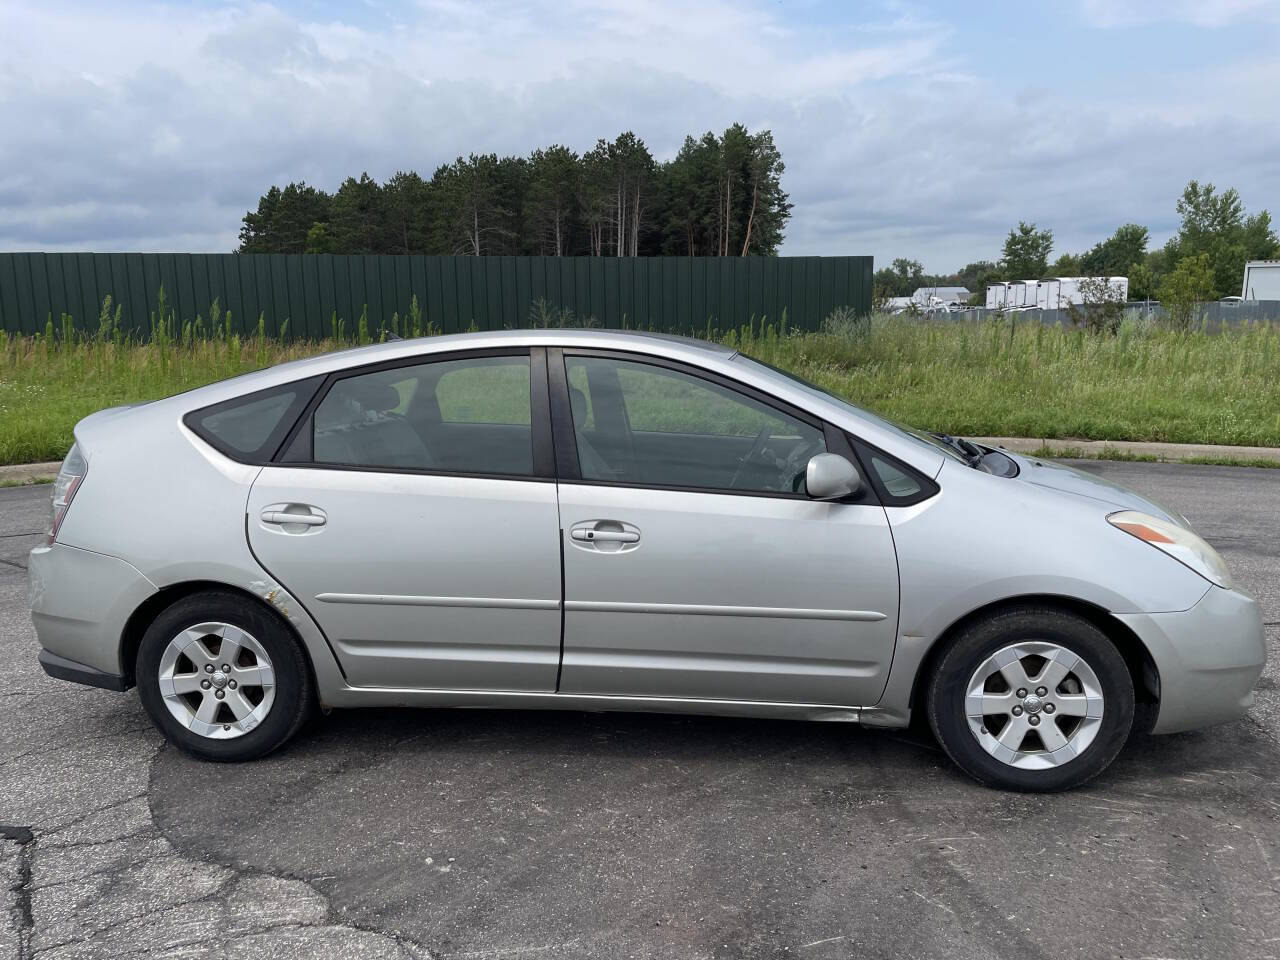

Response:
(2, 460), (1278, 960)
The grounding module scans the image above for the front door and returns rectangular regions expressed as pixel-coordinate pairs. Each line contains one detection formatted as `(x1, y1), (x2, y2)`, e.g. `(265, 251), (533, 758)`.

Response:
(246, 349), (562, 691)
(553, 352), (901, 707)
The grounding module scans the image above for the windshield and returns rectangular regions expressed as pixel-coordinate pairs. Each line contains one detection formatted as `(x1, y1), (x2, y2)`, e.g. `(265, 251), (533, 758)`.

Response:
(731, 355), (969, 463)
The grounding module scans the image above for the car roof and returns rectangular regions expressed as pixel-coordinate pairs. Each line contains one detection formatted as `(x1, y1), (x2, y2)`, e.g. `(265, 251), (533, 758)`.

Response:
(172, 329), (733, 403)
(322, 327), (734, 361)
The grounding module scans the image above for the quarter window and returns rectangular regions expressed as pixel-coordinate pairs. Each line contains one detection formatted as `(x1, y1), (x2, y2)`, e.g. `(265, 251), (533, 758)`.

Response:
(564, 356), (825, 493)
(185, 377), (323, 463)
(313, 355), (534, 476)
(868, 454), (923, 499)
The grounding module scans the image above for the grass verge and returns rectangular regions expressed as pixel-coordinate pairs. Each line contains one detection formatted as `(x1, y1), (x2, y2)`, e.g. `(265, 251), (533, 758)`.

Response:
(1025, 445), (1280, 469)
(0, 475), (55, 488)
(2, 314), (1278, 465)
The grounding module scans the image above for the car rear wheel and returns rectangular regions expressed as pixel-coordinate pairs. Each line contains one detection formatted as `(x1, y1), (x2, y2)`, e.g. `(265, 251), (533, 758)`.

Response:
(136, 590), (314, 761)
(926, 607), (1134, 791)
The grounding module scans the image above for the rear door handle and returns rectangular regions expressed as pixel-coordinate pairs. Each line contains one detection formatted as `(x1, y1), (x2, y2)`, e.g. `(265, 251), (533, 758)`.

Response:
(259, 504), (327, 531)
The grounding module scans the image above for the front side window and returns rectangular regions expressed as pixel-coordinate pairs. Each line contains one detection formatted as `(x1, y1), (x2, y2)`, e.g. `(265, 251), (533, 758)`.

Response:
(565, 356), (824, 493)
(733, 354), (969, 464)
(313, 354), (533, 476)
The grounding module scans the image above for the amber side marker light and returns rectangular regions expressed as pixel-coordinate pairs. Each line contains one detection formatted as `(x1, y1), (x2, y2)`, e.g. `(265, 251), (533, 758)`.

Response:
(1110, 520), (1175, 544)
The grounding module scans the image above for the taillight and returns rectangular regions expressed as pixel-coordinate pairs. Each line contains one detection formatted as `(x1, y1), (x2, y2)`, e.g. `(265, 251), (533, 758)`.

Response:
(48, 444), (87, 544)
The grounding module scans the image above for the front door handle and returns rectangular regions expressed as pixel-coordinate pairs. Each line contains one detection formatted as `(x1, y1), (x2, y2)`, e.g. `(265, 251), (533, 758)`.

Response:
(571, 528), (638, 544)
(569, 520), (641, 552)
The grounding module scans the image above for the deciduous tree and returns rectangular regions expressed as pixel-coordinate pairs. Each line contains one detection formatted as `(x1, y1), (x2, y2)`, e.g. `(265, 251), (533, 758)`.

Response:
(1159, 253), (1216, 329)
(1164, 180), (1279, 298)
(1000, 222), (1053, 279)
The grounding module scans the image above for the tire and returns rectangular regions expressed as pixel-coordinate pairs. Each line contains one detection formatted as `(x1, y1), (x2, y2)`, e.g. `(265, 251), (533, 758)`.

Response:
(926, 606), (1134, 792)
(136, 589), (315, 761)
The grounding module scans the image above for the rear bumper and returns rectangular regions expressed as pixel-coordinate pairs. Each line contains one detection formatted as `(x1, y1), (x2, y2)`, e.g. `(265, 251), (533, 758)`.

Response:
(1116, 585), (1267, 734)
(28, 541), (156, 685)
(38, 649), (128, 691)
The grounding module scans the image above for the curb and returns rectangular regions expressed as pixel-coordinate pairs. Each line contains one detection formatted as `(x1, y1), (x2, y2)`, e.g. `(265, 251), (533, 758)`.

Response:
(0, 462), (61, 486)
(974, 437), (1280, 465)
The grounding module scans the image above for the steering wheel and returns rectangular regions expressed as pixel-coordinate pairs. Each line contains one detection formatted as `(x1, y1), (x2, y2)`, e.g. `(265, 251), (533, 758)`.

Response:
(782, 437), (824, 492)
(729, 426), (774, 489)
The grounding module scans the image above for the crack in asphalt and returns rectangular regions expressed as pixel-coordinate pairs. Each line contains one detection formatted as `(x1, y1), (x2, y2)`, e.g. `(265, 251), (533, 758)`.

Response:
(2, 824), (35, 960)
(26, 880), (239, 958)
(38, 793), (149, 839)
(0, 557), (27, 571)
(0, 726), (154, 770)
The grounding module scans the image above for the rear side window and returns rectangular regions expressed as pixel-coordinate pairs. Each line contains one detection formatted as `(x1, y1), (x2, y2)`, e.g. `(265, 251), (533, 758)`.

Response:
(311, 355), (534, 476)
(186, 377), (321, 463)
(436, 361), (532, 426)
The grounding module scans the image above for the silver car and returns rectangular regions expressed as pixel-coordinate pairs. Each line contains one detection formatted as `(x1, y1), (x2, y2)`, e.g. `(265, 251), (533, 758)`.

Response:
(29, 330), (1265, 790)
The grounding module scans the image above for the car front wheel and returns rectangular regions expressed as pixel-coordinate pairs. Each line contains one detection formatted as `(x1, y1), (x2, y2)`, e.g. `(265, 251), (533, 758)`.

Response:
(136, 590), (315, 761)
(927, 607), (1135, 791)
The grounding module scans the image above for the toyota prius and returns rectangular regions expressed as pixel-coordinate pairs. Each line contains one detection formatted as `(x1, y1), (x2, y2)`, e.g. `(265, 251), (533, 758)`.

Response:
(29, 330), (1265, 790)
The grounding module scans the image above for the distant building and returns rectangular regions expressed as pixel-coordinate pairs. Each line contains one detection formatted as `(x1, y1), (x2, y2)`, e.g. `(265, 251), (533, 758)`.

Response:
(911, 286), (970, 306)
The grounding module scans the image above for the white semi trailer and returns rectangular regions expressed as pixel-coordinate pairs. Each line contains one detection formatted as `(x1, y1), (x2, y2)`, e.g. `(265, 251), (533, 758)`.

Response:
(1241, 261), (1280, 300)
(1008, 280), (1038, 308)
(1037, 277), (1129, 309)
(986, 282), (1035, 308)
(988, 277), (1130, 309)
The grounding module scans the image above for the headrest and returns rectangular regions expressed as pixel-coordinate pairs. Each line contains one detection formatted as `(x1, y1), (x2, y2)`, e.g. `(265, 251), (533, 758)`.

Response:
(347, 380), (401, 413)
(569, 386), (588, 428)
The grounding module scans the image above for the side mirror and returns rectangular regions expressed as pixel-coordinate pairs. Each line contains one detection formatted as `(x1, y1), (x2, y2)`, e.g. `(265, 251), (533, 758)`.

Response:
(805, 453), (861, 501)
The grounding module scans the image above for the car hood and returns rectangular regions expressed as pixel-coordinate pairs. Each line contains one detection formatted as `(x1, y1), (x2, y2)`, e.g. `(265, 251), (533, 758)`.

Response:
(1007, 452), (1188, 526)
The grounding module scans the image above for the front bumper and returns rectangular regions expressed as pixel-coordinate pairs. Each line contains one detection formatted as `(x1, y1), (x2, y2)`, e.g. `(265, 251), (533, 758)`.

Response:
(28, 541), (157, 687)
(1116, 585), (1267, 734)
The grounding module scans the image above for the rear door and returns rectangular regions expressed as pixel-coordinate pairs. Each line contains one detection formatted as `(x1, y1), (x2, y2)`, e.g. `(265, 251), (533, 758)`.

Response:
(246, 348), (563, 692)
(551, 350), (901, 707)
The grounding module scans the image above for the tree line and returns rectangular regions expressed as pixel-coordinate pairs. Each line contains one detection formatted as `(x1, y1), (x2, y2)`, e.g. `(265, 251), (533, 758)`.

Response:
(238, 126), (791, 259)
(875, 180), (1279, 304)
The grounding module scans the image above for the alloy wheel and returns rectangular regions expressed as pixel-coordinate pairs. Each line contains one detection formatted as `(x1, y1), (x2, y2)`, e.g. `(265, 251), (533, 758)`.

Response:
(157, 622), (276, 740)
(965, 641), (1105, 770)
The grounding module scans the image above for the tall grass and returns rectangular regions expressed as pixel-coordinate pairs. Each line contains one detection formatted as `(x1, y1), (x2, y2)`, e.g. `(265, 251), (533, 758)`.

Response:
(2, 304), (1278, 465)
(727, 313), (1280, 447)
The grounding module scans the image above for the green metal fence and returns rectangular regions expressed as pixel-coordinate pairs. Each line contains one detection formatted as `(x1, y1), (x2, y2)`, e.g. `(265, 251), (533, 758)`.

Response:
(0, 253), (872, 340)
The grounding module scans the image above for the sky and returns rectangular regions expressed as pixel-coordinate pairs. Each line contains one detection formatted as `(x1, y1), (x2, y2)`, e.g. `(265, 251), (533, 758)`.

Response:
(1, 0), (1277, 273)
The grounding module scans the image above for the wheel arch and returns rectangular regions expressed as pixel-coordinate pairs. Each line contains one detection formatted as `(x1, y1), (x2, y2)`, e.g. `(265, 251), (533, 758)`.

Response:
(119, 580), (320, 691)
(907, 594), (1160, 729)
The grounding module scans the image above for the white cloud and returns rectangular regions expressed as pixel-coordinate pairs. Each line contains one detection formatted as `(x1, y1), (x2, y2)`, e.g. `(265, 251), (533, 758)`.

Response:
(1078, 0), (1280, 28)
(0, 0), (1277, 272)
